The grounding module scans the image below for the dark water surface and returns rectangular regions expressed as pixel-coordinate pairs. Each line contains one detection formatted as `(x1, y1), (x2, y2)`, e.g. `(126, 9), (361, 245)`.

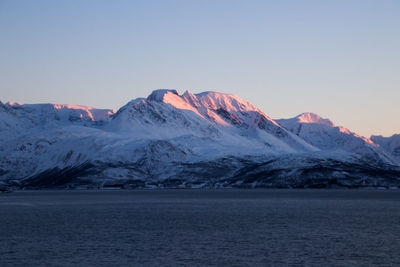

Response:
(1, 190), (400, 266)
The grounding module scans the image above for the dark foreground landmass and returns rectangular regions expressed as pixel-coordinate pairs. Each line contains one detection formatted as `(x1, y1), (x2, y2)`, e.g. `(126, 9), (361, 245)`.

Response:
(3, 156), (400, 190)
(1, 189), (400, 266)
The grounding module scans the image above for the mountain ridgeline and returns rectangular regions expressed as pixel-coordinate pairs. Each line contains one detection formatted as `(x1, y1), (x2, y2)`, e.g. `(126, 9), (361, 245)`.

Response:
(1, 90), (400, 189)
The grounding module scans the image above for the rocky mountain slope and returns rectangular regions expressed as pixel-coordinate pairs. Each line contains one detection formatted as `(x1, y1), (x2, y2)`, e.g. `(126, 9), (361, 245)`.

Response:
(1, 90), (399, 189)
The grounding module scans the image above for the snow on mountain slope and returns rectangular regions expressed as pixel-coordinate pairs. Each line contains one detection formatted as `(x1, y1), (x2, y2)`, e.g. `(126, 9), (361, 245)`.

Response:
(5, 101), (115, 123)
(371, 134), (400, 163)
(1, 101), (114, 130)
(276, 113), (394, 164)
(109, 89), (316, 155)
(291, 112), (335, 126)
(0, 101), (114, 142)
(0, 101), (116, 179)
(0, 92), (399, 189)
(0, 90), (316, 185)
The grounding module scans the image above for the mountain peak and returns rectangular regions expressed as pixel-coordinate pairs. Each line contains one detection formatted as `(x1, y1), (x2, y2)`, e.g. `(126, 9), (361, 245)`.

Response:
(296, 113), (335, 126)
(2, 90), (400, 189)
(147, 89), (180, 102)
(370, 134), (400, 162)
(372, 133), (400, 139)
(193, 91), (261, 115)
(6, 101), (24, 107)
(2, 101), (115, 122)
(115, 89), (285, 137)
(144, 89), (262, 115)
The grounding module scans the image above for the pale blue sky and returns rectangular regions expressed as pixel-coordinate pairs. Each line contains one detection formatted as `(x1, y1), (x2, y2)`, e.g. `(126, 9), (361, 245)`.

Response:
(0, 0), (399, 137)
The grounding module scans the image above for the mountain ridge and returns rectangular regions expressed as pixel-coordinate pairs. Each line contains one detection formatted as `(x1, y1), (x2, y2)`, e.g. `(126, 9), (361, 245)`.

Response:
(1, 89), (399, 189)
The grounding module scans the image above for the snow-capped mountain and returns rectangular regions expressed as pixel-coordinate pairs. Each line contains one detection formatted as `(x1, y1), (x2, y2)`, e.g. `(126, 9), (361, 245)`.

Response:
(108, 89), (316, 155)
(276, 113), (395, 164)
(0, 101), (114, 140)
(0, 90), (399, 189)
(371, 134), (400, 163)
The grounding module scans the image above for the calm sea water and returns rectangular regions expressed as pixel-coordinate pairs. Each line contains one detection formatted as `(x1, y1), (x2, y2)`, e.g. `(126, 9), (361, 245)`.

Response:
(1, 190), (400, 267)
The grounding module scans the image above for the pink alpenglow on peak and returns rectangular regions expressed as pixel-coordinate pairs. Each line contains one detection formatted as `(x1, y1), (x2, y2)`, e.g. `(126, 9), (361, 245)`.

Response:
(337, 127), (375, 145)
(145, 89), (262, 113)
(276, 112), (390, 163)
(5, 101), (115, 122)
(110, 89), (315, 153)
(51, 104), (116, 121)
(140, 89), (280, 128)
(1, 88), (400, 189)
(291, 113), (375, 145)
(295, 113), (335, 127)
(6, 101), (24, 106)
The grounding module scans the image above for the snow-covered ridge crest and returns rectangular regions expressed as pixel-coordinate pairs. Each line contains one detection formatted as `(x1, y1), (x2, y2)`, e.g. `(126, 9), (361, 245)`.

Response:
(5, 101), (115, 122)
(109, 89), (317, 153)
(277, 112), (375, 145)
(121, 89), (281, 128)
(276, 112), (393, 164)
(371, 134), (400, 162)
(296, 112), (335, 126)
(6, 101), (24, 107)
(1, 89), (400, 189)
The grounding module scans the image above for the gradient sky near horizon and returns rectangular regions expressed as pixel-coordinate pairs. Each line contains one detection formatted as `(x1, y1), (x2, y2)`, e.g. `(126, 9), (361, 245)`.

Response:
(0, 0), (399, 137)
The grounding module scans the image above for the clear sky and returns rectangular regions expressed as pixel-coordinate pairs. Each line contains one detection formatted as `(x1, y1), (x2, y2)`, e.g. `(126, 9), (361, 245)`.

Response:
(0, 0), (399, 137)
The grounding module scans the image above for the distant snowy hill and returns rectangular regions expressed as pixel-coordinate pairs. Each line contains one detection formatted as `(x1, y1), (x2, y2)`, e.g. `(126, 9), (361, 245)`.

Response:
(1, 91), (399, 189)
(371, 134), (400, 163)
(0, 101), (113, 135)
(276, 113), (395, 164)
